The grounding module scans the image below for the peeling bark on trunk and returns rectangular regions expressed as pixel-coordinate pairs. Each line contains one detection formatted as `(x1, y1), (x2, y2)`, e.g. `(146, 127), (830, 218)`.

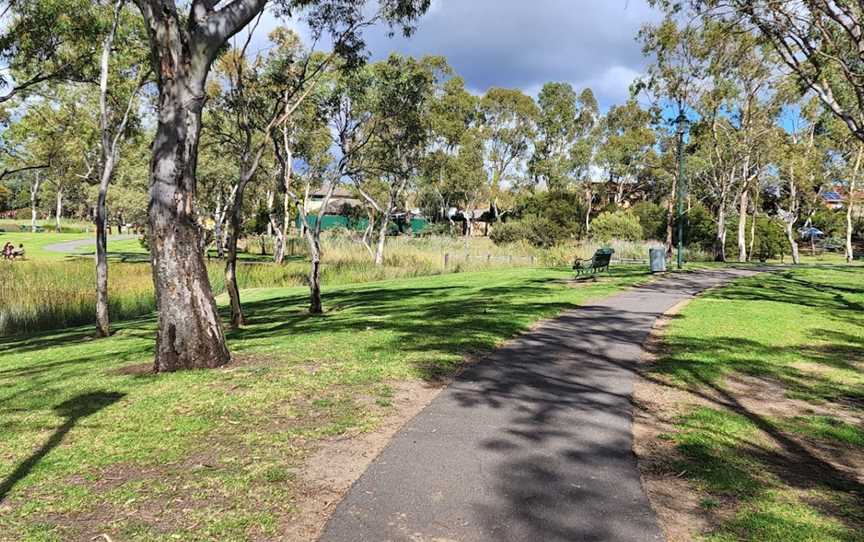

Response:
(748, 195), (757, 262)
(144, 30), (229, 372)
(95, 178), (111, 337)
(374, 216), (388, 266)
(30, 174), (41, 233)
(737, 187), (749, 263)
(847, 146), (862, 263)
(149, 84), (230, 371)
(214, 191), (225, 259)
(224, 178), (247, 329)
(55, 188), (63, 233)
(714, 202), (728, 262)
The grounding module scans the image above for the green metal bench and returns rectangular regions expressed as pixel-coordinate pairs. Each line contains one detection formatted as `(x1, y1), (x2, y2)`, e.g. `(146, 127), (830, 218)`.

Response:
(573, 248), (614, 276)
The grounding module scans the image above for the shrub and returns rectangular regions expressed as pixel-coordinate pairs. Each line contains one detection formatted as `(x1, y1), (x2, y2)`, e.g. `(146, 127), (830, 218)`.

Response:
(753, 217), (787, 262)
(590, 211), (643, 242)
(513, 189), (586, 239)
(631, 201), (666, 240)
(489, 216), (565, 248)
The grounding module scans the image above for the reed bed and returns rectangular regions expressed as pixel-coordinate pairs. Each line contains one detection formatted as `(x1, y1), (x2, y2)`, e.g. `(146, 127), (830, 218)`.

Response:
(1, 235), (661, 336)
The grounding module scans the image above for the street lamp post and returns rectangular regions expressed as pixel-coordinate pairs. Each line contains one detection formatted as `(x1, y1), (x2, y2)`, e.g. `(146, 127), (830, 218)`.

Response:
(675, 112), (689, 270)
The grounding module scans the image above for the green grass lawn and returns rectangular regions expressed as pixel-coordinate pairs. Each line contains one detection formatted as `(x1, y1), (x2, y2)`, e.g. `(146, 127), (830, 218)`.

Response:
(0, 266), (649, 541)
(644, 266), (864, 541)
(0, 232), (92, 261)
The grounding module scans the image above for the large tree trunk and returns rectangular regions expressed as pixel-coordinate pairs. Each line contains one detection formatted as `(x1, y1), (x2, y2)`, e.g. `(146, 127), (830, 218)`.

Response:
(55, 188), (63, 233)
(30, 174), (41, 233)
(147, 70), (229, 372)
(847, 146), (862, 263)
(737, 186), (749, 262)
(136, 0), (270, 372)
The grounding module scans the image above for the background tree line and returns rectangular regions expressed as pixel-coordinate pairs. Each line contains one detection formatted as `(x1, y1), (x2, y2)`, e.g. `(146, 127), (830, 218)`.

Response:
(1, 0), (862, 371)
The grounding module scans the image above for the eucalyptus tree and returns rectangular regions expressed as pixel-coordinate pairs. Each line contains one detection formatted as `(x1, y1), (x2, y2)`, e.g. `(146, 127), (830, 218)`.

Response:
(93, 0), (150, 337)
(0, 0), (103, 104)
(696, 1), (864, 147)
(421, 76), (480, 230)
(351, 55), (443, 264)
(595, 99), (657, 207)
(206, 27), (290, 329)
(529, 84), (599, 189)
(273, 65), (368, 314)
(127, 0), (430, 371)
(477, 88), (538, 233)
(637, 15), (705, 253)
(773, 100), (822, 265)
(4, 87), (98, 231)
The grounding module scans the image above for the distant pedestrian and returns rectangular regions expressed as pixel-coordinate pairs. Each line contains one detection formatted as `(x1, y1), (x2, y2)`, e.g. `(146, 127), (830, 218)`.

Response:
(2, 242), (12, 260)
(11, 243), (25, 260)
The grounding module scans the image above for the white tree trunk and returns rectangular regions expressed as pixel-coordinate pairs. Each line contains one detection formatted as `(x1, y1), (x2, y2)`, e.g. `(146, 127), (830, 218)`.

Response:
(846, 146), (862, 263)
(715, 203), (728, 262)
(737, 187), (748, 262)
(30, 174), (41, 233)
(55, 188), (63, 233)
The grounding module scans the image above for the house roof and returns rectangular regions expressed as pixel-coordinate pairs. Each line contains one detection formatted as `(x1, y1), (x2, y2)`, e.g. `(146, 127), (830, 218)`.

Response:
(822, 190), (843, 203)
(310, 186), (354, 199)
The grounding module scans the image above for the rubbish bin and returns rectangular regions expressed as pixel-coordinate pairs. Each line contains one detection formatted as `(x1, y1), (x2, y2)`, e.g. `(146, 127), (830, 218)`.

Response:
(649, 248), (666, 273)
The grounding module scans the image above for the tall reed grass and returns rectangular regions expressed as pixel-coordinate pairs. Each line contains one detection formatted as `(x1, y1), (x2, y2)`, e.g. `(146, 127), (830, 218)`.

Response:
(0, 235), (661, 336)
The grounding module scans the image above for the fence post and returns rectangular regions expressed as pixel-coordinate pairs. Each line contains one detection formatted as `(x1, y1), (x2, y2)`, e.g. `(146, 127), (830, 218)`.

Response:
(508, 255), (513, 265)
(530, 255), (535, 266)
(444, 252), (449, 268)
(487, 253), (491, 264)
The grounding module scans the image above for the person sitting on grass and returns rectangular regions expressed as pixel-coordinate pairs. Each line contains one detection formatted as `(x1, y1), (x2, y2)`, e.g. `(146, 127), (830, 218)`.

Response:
(2, 242), (12, 260)
(11, 243), (25, 260)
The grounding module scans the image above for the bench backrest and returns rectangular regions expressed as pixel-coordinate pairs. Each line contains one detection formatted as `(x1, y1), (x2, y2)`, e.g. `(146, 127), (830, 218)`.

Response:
(592, 248), (614, 267)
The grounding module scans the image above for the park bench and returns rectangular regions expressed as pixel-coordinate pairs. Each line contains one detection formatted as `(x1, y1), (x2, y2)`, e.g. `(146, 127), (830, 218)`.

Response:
(573, 248), (614, 277)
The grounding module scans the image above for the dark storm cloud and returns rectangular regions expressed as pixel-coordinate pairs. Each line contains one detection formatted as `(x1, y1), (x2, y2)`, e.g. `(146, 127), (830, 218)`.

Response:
(256, 0), (661, 108)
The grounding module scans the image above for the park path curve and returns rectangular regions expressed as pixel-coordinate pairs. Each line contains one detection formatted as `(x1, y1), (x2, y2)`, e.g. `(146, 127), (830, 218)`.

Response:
(321, 268), (760, 542)
(43, 234), (136, 255)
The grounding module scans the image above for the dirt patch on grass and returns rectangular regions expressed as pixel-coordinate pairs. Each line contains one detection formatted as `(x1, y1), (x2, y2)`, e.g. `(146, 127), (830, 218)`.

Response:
(281, 379), (443, 541)
(634, 299), (718, 541)
(109, 362), (153, 376)
(634, 299), (864, 542)
(35, 378), (445, 542)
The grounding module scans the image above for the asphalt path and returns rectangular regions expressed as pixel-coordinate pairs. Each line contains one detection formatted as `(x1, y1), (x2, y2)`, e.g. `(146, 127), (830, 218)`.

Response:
(321, 268), (759, 542)
(43, 234), (137, 255)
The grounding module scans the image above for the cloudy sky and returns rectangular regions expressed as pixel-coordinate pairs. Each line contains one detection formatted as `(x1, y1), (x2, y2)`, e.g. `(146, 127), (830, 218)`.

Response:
(252, 0), (662, 110)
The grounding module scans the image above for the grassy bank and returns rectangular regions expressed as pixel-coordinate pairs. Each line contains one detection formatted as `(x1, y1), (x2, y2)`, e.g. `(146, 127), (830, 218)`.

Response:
(0, 266), (649, 541)
(0, 235), (664, 336)
(637, 267), (864, 541)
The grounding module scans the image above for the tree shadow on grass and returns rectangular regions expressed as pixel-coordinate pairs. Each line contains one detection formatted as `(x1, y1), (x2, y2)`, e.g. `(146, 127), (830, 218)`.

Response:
(228, 279), (585, 383)
(640, 329), (864, 537)
(0, 391), (124, 503)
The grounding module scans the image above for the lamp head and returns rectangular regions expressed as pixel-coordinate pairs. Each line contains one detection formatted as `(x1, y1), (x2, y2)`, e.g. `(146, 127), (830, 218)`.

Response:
(675, 113), (689, 136)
